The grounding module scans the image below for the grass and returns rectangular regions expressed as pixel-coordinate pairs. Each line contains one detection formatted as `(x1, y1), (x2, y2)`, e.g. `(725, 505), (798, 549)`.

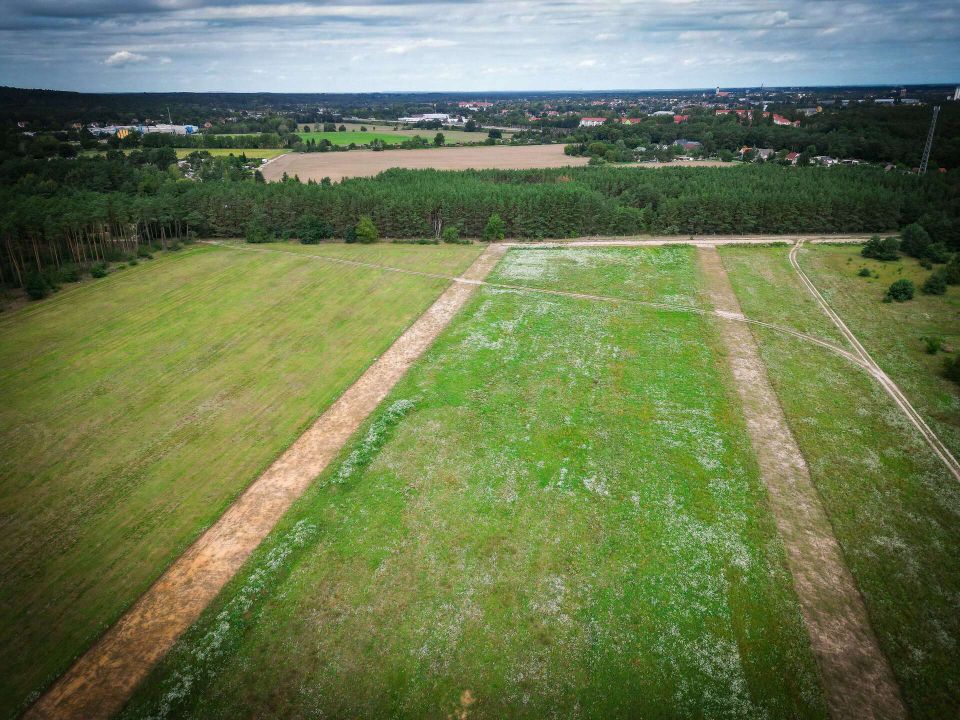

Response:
(486, 245), (710, 309)
(721, 245), (960, 719)
(123, 247), (827, 719)
(798, 244), (960, 458)
(298, 131), (411, 146)
(174, 148), (288, 159)
(0, 242), (480, 718)
(298, 122), (507, 144)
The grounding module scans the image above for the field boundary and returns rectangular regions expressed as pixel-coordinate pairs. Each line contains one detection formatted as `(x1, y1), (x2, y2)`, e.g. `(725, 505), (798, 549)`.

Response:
(698, 245), (906, 720)
(789, 240), (960, 482)
(23, 244), (506, 720)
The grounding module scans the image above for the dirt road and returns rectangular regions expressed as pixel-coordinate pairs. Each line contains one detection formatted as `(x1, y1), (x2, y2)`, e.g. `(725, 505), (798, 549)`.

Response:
(24, 246), (506, 720)
(698, 245), (906, 720)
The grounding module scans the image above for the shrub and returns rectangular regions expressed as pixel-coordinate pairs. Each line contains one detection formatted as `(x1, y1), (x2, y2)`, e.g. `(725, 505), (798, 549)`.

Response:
(24, 271), (49, 300)
(922, 270), (948, 295)
(343, 225), (357, 244)
(136, 245), (153, 258)
(354, 215), (379, 244)
(943, 257), (960, 285)
(884, 278), (914, 302)
(482, 213), (506, 242)
(901, 223), (932, 258)
(922, 335), (944, 354)
(168, 241), (182, 251)
(128, 258), (139, 266)
(861, 236), (899, 261)
(245, 219), (273, 244)
(297, 215), (333, 244)
(90, 263), (109, 278)
(944, 354), (960, 384)
(927, 242), (950, 264)
(442, 225), (467, 244)
(59, 266), (81, 283)
(857, 267), (872, 277)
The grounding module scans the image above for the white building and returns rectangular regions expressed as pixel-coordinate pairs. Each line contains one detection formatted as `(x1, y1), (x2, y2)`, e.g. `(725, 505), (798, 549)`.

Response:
(579, 117), (606, 127)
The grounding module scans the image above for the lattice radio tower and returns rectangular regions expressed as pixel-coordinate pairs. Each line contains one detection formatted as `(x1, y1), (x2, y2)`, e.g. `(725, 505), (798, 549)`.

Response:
(919, 105), (940, 175)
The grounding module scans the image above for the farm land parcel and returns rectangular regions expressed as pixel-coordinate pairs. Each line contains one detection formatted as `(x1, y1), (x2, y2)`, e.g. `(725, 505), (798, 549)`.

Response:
(123, 246), (829, 719)
(0, 242), (482, 716)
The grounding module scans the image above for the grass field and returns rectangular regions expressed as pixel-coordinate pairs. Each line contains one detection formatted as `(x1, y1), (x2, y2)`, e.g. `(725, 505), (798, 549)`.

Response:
(123, 247), (827, 719)
(174, 148), (288, 159)
(0, 242), (481, 717)
(297, 122), (508, 144)
(721, 244), (960, 719)
(297, 131), (409, 146)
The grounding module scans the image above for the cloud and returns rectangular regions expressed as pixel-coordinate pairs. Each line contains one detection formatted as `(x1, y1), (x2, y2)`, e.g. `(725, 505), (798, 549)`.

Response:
(577, 59), (598, 68)
(385, 37), (457, 54)
(104, 50), (148, 65)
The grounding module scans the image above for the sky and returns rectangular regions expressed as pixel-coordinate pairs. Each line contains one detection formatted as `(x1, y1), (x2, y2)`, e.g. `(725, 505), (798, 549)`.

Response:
(0, 0), (957, 93)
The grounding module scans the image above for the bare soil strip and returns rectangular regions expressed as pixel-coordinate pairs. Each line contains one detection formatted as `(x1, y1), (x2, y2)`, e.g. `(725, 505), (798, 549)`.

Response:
(697, 246), (906, 720)
(789, 241), (960, 482)
(24, 245), (506, 720)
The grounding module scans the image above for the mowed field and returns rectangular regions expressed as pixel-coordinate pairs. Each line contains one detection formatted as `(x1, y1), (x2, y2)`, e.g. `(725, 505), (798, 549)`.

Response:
(297, 122), (511, 144)
(174, 148), (288, 159)
(720, 244), (960, 717)
(262, 144), (588, 183)
(123, 246), (830, 719)
(0, 242), (482, 716)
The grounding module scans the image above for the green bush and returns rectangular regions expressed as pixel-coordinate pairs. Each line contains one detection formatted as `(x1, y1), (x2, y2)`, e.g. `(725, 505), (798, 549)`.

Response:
(900, 223), (931, 258)
(90, 263), (109, 278)
(927, 242), (950, 264)
(482, 213), (506, 242)
(128, 258), (139, 266)
(59, 266), (81, 283)
(245, 219), (273, 244)
(922, 270), (948, 295)
(297, 214), (333, 244)
(943, 257), (960, 285)
(922, 336), (944, 354)
(354, 215), (380, 244)
(24, 271), (49, 300)
(137, 246), (154, 259)
(442, 225), (467, 244)
(884, 278), (914, 302)
(343, 225), (357, 244)
(861, 236), (899, 261)
(857, 267), (872, 277)
(944, 354), (960, 383)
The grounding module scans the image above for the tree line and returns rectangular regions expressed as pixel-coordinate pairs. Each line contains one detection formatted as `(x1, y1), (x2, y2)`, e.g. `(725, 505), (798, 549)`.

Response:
(2, 150), (958, 291)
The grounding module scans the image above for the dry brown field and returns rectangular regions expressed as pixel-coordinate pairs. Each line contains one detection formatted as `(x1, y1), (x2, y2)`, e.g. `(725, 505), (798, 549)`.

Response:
(261, 144), (589, 182)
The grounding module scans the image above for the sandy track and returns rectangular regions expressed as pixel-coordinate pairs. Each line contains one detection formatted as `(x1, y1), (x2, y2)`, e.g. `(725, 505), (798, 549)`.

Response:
(698, 246), (905, 720)
(789, 241), (960, 482)
(24, 245), (506, 720)
(261, 144), (588, 182)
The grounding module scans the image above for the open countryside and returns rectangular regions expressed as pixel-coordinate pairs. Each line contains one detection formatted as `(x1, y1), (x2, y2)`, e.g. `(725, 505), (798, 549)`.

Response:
(2, 1), (960, 719)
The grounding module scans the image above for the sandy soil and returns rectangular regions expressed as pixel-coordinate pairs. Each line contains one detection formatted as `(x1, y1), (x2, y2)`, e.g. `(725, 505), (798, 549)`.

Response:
(24, 245), (507, 720)
(261, 144), (589, 182)
(697, 245), (905, 720)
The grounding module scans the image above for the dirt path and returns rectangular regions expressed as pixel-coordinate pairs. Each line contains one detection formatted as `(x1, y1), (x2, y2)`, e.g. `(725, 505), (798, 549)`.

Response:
(24, 245), (506, 720)
(697, 246), (906, 720)
(789, 241), (960, 482)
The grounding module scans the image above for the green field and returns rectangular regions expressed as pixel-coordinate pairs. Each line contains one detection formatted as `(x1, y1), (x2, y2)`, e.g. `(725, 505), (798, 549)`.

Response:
(0, 242), (481, 716)
(123, 247), (827, 719)
(174, 148), (288, 159)
(298, 122), (507, 144)
(721, 244), (960, 718)
(297, 131), (409, 146)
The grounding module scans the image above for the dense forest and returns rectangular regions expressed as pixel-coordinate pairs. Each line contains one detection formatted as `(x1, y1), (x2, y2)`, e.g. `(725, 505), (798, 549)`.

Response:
(2, 145), (958, 290)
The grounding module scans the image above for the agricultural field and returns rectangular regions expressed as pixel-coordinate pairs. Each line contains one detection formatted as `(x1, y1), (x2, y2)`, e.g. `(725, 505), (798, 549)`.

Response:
(721, 244), (960, 718)
(0, 242), (482, 717)
(174, 148), (288, 159)
(123, 246), (829, 719)
(262, 144), (588, 183)
(297, 122), (509, 144)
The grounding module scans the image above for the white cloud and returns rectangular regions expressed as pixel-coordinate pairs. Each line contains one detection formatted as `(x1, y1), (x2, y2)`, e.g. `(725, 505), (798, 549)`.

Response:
(104, 50), (148, 66)
(578, 59), (598, 68)
(385, 38), (457, 55)
(594, 32), (619, 41)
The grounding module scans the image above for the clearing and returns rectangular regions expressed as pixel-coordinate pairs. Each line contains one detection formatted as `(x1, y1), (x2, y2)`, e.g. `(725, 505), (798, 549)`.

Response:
(0, 241), (482, 718)
(123, 246), (828, 719)
(174, 148), (289, 159)
(297, 122), (511, 144)
(261, 144), (588, 183)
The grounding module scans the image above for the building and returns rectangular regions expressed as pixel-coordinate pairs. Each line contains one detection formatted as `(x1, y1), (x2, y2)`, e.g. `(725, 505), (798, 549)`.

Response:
(772, 114), (800, 127)
(651, 111), (674, 117)
(673, 139), (701, 152)
(673, 114), (689, 124)
(579, 117), (607, 127)
(874, 98), (895, 106)
(458, 101), (494, 111)
(397, 113), (467, 126)
(797, 107), (818, 116)
(785, 152), (800, 165)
